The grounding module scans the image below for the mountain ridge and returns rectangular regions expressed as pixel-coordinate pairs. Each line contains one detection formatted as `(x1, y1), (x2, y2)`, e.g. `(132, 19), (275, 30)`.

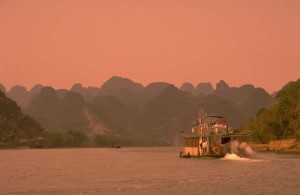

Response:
(1, 76), (279, 146)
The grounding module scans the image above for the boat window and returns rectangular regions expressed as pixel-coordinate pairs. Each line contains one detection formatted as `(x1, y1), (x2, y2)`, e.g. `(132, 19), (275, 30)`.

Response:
(194, 138), (199, 147)
(222, 137), (231, 144)
(185, 137), (199, 147)
(185, 137), (192, 147)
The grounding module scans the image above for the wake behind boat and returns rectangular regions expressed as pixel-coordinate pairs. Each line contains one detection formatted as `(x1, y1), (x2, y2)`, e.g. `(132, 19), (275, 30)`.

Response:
(179, 115), (252, 158)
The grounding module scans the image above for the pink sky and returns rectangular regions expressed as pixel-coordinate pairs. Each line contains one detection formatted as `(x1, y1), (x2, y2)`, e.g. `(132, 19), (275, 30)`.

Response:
(1, 0), (299, 93)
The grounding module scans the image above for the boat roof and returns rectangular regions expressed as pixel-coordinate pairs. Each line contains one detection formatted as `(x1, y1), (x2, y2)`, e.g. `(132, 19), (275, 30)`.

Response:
(227, 133), (249, 137)
(204, 115), (227, 118)
(181, 133), (200, 138)
(181, 132), (248, 138)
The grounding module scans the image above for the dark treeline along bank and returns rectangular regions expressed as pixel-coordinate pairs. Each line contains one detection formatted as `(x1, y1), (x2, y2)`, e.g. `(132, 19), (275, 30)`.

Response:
(1, 76), (299, 148)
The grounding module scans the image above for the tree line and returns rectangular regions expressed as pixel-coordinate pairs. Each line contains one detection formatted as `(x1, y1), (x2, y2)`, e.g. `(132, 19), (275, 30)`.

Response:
(242, 78), (300, 143)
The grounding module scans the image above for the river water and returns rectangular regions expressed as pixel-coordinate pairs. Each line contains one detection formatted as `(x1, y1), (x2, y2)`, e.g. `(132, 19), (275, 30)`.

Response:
(0, 147), (299, 195)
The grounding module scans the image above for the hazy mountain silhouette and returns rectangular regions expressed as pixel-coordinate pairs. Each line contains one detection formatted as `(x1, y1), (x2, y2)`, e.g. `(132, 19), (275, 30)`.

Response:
(195, 82), (214, 96)
(132, 85), (196, 143)
(100, 76), (143, 95)
(0, 83), (6, 93)
(196, 94), (245, 128)
(27, 87), (60, 113)
(28, 84), (44, 104)
(87, 81), (261, 144)
(56, 89), (69, 99)
(271, 91), (278, 98)
(57, 91), (88, 132)
(70, 83), (101, 102)
(30, 84), (44, 95)
(24, 87), (61, 130)
(5, 84), (45, 108)
(129, 84), (245, 145)
(87, 86), (101, 97)
(88, 95), (138, 136)
(180, 82), (195, 95)
(240, 88), (274, 118)
(215, 80), (230, 93)
(24, 87), (90, 133)
(7, 85), (31, 108)
(134, 82), (171, 106)
(71, 83), (91, 101)
(1, 76), (277, 146)
(99, 76), (144, 105)
(214, 81), (274, 106)
(0, 91), (43, 144)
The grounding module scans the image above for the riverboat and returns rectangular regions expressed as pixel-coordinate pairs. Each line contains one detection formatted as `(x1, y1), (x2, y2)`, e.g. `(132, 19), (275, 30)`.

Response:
(179, 115), (247, 158)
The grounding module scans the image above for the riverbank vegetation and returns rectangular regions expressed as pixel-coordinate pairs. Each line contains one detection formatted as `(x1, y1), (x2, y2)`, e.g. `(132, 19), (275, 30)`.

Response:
(243, 78), (300, 143)
(33, 131), (170, 148)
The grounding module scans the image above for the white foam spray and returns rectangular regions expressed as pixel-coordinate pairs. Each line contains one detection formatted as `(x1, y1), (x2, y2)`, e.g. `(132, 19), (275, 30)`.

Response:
(223, 140), (255, 161)
(223, 153), (249, 161)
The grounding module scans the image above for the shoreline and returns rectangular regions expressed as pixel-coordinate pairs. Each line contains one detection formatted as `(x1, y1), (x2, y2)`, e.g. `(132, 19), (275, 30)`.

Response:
(250, 139), (300, 153)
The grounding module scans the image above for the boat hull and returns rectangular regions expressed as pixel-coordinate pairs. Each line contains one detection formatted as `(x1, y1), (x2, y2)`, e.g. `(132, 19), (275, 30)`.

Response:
(179, 154), (225, 158)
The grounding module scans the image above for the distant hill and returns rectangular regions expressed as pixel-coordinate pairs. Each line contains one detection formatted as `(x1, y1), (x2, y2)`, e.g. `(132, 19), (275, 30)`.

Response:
(30, 84), (44, 96)
(239, 87), (274, 118)
(213, 80), (274, 111)
(180, 82), (195, 95)
(24, 87), (90, 133)
(132, 85), (196, 145)
(0, 83), (6, 93)
(0, 90), (43, 146)
(131, 85), (245, 145)
(195, 82), (214, 96)
(26, 87), (60, 114)
(70, 83), (101, 102)
(134, 85), (195, 131)
(271, 91), (278, 97)
(7, 85), (31, 108)
(180, 82), (214, 96)
(134, 82), (171, 106)
(214, 81), (255, 105)
(88, 95), (138, 136)
(57, 91), (88, 132)
(56, 89), (69, 99)
(99, 76), (144, 105)
(4, 84), (44, 108)
(196, 94), (244, 128)
(100, 76), (143, 96)
(1, 76), (278, 146)
(24, 87), (61, 131)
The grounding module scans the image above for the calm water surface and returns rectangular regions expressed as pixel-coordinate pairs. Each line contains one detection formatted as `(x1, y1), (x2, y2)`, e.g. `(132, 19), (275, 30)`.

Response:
(0, 147), (299, 195)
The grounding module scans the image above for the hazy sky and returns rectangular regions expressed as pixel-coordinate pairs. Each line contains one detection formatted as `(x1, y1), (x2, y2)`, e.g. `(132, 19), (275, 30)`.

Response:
(1, 0), (299, 93)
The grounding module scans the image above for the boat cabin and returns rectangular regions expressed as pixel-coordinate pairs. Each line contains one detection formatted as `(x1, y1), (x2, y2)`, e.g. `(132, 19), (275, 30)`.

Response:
(180, 115), (246, 158)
